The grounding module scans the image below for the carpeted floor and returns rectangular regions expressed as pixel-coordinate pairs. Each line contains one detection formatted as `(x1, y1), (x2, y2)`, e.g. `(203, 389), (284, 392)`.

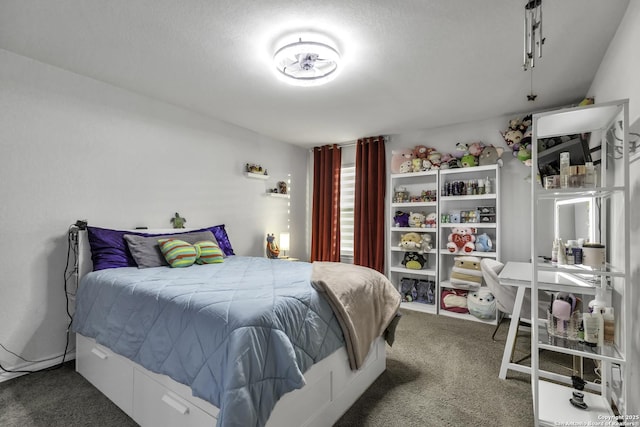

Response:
(1, 310), (579, 427)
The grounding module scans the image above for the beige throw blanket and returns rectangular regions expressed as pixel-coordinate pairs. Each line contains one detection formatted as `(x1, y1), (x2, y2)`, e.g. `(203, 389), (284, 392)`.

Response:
(311, 262), (402, 370)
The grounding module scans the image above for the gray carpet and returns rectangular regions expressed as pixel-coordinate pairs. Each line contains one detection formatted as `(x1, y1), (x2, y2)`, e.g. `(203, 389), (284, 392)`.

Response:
(1, 310), (569, 427)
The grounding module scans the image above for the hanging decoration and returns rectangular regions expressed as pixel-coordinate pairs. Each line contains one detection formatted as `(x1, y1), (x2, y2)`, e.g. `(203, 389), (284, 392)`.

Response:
(523, 0), (544, 71)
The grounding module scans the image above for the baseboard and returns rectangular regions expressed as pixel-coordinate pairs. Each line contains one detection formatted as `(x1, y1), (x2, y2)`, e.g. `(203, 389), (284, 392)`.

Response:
(0, 351), (76, 383)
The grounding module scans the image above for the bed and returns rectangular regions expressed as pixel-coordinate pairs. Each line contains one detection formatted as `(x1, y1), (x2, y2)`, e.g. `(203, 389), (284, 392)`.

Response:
(72, 226), (401, 427)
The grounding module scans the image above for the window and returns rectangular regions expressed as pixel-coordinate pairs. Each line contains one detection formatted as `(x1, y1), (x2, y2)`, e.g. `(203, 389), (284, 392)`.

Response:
(339, 165), (355, 262)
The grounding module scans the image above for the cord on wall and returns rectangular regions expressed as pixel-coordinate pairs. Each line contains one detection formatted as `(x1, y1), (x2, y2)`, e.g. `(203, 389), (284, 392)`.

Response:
(0, 224), (79, 375)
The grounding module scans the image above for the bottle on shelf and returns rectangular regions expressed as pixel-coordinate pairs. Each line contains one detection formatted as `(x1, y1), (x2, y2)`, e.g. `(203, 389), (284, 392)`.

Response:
(560, 152), (570, 189)
(584, 161), (596, 187)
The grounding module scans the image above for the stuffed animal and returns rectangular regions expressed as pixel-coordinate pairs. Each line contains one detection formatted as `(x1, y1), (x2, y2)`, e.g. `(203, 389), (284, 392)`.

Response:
(447, 227), (476, 253)
(402, 252), (427, 270)
(420, 233), (433, 252)
(413, 145), (431, 159)
(478, 145), (504, 167)
(461, 153), (478, 168)
(467, 288), (496, 320)
(439, 153), (453, 169)
(412, 158), (423, 172)
(468, 142), (485, 157)
(408, 212), (426, 228)
(399, 232), (422, 251)
(391, 148), (416, 173)
(427, 151), (442, 169)
(454, 142), (469, 159)
(394, 211), (410, 227)
(441, 288), (468, 313)
(450, 255), (483, 289)
(501, 114), (533, 165)
(170, 212), (186, 229)
(425, 212), (437, 228)
(475, 233), (493, 252)
(266, 234), (280, 258)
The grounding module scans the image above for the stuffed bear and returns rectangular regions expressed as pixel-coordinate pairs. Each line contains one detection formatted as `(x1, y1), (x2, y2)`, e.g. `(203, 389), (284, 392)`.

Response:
(447, 227), (476, 253)
(450, 255), (483, 289)
(425, 212), (437, 228)
(475, 233), (493, 252)
(399, 232), (422, 251)
(478, 145), (504, 167)
(408, 211), (426, 228)
(467, 288), (496, 320)
(402, 252), (426, 270)
(391, 148), (416, 173)
(420, 233), (433, 252)
(394, 211), (410, 227)
(411, 158), (423, 173)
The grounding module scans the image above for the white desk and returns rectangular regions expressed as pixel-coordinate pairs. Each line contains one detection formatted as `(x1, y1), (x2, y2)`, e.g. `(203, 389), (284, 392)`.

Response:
(497, 261), (598, 380)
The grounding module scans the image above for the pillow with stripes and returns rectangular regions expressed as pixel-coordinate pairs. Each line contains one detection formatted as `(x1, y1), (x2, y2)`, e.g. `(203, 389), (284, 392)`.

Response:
(158, 238), (198, 268)
(194, 240), (224, 264)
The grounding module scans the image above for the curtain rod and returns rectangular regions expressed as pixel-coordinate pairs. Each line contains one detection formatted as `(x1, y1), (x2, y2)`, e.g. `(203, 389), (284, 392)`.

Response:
(310, 136), (389, 151)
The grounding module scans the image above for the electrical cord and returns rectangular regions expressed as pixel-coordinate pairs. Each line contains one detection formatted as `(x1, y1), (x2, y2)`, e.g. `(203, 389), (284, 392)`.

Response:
(0, 225), (78, 374)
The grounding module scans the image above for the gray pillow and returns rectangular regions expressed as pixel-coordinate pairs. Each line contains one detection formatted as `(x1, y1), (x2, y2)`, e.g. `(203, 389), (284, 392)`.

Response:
(124, 230), (218, 268)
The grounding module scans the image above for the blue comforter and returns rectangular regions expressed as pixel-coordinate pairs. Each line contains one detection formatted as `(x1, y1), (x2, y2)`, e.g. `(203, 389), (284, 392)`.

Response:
(72, 256), (345, 427)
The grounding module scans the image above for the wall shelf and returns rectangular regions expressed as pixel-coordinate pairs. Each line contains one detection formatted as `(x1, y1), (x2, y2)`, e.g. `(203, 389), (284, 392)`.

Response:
(246, 172), (269, 180)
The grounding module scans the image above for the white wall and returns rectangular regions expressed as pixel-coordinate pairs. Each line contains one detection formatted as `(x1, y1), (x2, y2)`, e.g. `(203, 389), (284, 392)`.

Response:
(587, 0), (640, 416)
(0, 49), (308, 373)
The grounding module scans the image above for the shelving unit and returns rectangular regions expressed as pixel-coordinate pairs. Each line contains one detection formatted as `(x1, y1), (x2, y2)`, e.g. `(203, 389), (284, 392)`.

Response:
(530, 100), (630, 426)
(388, 170), (439, 314)
(438, 164), (501, 324)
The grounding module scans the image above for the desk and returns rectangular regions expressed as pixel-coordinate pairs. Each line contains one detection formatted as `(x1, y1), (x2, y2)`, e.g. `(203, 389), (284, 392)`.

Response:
(497, 261), (598, 380)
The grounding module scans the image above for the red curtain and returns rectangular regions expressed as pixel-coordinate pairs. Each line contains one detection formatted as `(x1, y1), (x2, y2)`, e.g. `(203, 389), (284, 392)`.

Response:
(311, 144), (342, 262)
(354, 136), (386, 272)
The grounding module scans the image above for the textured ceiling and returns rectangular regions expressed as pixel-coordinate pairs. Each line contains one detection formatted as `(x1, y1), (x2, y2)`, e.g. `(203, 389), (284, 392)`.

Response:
(0, 0), (630, 146)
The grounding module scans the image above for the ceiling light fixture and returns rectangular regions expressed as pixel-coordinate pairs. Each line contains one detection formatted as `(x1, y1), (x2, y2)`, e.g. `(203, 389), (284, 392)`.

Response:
(273, 37), (341, 87)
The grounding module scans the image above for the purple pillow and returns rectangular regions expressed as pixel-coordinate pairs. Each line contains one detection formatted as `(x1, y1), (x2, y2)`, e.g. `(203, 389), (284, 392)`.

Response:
(203, 224), (235, 256)
(87, 226), (144, 270)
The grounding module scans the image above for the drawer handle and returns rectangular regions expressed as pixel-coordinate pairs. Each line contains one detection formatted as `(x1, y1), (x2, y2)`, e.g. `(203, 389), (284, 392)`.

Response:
(90, 348), (108, 360)
(161, 394), (190, 415)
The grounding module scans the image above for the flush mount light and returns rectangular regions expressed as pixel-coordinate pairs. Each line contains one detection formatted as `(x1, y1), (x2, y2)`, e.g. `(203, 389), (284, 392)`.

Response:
(273, 37), (341, 86)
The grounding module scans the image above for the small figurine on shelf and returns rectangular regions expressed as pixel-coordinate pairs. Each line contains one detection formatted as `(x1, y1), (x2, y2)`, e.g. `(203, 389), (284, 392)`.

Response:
(278, 181), (288, 194)
(170, 212), (186, 229)
(246, 163), (267, 175)
(266, 234), (280, 258)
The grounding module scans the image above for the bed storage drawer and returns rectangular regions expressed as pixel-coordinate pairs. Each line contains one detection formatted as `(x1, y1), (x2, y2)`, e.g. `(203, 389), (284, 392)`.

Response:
(75, 334), (134, 416)
(133, 369), (217, 427)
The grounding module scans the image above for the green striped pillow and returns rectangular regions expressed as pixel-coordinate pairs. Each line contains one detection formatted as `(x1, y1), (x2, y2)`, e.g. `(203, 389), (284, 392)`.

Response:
(194, 240), (224, 264)
(158, 238), (198, 268)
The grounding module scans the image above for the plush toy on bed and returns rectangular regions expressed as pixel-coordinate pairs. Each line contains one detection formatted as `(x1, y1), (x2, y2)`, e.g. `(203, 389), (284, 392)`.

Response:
(266, 234), (280, 258)
(467, 288), (496, 320)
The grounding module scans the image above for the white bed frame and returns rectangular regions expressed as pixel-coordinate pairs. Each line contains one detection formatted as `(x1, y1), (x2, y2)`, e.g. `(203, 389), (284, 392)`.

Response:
(74, 230), (386, 426)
